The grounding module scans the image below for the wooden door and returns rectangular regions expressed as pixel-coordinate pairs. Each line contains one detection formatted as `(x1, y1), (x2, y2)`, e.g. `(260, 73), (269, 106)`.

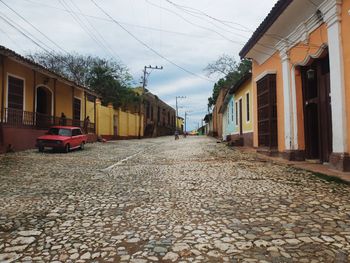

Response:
(257, 74), (277, 149)
(301, 56), (332, 162)
(73, 98), (81, 126)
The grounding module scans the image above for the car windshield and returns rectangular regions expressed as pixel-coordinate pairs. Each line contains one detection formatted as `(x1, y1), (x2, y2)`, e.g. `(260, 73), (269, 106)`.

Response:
(48, 128), (72, 137)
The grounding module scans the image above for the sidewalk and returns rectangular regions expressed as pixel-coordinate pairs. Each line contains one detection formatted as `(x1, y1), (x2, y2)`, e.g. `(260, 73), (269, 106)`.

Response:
(237, 146), (350, 184)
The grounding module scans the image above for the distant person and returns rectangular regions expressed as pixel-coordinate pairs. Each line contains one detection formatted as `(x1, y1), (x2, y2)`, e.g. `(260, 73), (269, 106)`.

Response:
(83, 116), (90, 134)
(174, 130), (179, 140)
(60, 112), (66, 126)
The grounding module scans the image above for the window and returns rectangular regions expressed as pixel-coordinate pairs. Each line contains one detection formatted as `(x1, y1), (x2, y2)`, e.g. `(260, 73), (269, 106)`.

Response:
(246, 92), (250, 122)
(8, 75), (24, 110)
(73, 98), (81, 120)
(146, 102), (150, 119)
(231, 100), (234, 122)
(151, 106), (154, 121)
(235, 101), (238, 126)
(72, 128), (82, 136)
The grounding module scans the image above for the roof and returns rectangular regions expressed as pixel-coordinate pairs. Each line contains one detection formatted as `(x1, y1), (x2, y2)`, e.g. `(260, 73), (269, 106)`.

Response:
(0, 45), (98, 96)
(204, 113), (212, 122)
(239, 0), (293, 58)
(229, 72), (252, 94)
(219, 72), (252, 114)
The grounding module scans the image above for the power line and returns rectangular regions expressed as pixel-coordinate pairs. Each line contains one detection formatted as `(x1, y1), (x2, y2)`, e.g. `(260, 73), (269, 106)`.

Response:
(0, 0), (69, 55)
(164, 0), (252, 35)
(0, 11), (58, 55)
(90, 0), (215, 83)
(145, 0), (247, 47)
(0, 13), (58, 57)
(66, 0), (121, 60)
(17, 0), (225, 41)
(58, 0), (112, 58)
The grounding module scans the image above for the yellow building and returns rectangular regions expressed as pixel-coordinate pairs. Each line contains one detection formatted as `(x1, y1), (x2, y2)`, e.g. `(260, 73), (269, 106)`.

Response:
(0, 46), (98, 152)
(176, 116), (184, 133)
(223, 73), (253, 146)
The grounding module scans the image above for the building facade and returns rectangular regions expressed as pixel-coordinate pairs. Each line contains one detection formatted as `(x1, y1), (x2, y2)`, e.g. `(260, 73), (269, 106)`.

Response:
(240, 0), (350, 171)
(212, 87), (229, 139)
(142, 91), (176, 137)
(0, 46), (97, 152)
(176, 116), (184, 134)
(221, 73), (253, 146)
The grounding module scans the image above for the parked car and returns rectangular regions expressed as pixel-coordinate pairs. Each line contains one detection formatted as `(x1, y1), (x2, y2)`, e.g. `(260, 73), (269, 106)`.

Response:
(36, 126), (87, 153)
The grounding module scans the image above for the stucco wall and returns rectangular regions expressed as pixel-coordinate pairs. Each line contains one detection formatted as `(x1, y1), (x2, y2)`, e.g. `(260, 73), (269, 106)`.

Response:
(234, 79), (253, 134)
(288, 23), (329, 151)
(252, 52), (284, 151)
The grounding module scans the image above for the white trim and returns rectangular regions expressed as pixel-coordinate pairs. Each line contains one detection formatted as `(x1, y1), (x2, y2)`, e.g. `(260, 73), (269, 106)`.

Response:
(35, 85), (54, 116)
(254, 70), (277, 82)
(292, 44), (328, 67)
(290, 66), (299, 149)
(326, 10), (347, 153)
(235, 101), (239, 126)
(6, 73), (25, 111)
(281, 51), (292, 151)
(245, 91), (251, 124)
(73, 96), (83, 121)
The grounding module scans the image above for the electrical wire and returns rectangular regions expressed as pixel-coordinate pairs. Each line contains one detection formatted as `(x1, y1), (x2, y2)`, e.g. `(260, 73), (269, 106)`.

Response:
(67, 0), (121, 60)
(0, 0), (69, 55)
(17, 0), (225, 42)
(59, 0), (115, 59)
(89, 0), (215, 83)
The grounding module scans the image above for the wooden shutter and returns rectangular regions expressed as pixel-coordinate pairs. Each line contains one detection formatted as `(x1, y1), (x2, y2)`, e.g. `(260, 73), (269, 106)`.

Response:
(257, 74), (277, 148)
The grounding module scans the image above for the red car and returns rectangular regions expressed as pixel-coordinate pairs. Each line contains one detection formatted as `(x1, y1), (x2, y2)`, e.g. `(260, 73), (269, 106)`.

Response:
(36, 126), (87, 153)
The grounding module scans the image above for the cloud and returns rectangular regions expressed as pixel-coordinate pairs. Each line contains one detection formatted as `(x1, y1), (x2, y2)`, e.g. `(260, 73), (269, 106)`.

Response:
(0, 0), (278, 131)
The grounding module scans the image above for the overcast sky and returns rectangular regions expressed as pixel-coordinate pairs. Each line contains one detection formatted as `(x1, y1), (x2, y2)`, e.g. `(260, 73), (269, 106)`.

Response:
(0, 0), (277, 131)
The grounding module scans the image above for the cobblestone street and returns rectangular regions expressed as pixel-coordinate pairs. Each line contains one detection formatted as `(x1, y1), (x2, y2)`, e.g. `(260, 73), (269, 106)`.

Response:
(1, 136), (350, 262)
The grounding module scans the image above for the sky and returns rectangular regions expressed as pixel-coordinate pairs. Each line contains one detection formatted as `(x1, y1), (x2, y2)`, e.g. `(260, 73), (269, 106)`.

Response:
(0, 0), (277, 131)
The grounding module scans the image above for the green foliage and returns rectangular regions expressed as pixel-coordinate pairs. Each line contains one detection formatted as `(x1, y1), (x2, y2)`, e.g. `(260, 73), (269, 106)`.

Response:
(204, 55), (251, 109)
(28, 52), (138, 108)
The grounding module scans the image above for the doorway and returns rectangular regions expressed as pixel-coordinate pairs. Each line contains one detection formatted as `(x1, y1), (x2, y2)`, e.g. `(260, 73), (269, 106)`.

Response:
(301, 54), (332, 163)
(36, 86), (52, 128)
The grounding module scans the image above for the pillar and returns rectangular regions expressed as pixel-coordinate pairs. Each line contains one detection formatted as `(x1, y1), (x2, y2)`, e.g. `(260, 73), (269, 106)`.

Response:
(324, 0), (349, 170)
(95, 98), (101, 136)
(108, 102), (113, 136)
(280, 49), (304, 161)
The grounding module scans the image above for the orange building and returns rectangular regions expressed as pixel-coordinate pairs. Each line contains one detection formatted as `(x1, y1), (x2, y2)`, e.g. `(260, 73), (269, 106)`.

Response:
(212, 87), (229, 139)
(240, 0), (350, 171)
(0, 46), (98, 152)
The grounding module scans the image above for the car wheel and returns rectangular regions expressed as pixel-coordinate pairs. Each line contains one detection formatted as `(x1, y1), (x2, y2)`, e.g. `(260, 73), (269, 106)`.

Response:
(80, 142), (85, 150)
(38, 146), (44, 152)
(64, 144), (70, 153)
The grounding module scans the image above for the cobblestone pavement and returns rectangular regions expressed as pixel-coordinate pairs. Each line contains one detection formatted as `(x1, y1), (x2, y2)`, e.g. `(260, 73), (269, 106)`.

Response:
(1, 136), (350, 263)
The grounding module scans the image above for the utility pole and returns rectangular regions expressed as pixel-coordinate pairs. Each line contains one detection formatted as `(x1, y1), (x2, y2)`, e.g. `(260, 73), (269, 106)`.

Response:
(184, 111), (191, 134)
(175, 96), (186, 131)
(138, 65), (163, 139)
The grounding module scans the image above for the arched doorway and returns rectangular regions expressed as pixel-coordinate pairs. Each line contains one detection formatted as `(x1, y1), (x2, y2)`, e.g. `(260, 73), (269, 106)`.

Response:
(300, 52), (332, 163)
(36, 86), (52, 128)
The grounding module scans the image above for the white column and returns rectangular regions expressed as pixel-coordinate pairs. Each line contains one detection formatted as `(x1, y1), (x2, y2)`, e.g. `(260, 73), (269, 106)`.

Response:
(280, 51), (292, 151)
(324, 0), (347, 153)
(290, 66), (298, 149)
